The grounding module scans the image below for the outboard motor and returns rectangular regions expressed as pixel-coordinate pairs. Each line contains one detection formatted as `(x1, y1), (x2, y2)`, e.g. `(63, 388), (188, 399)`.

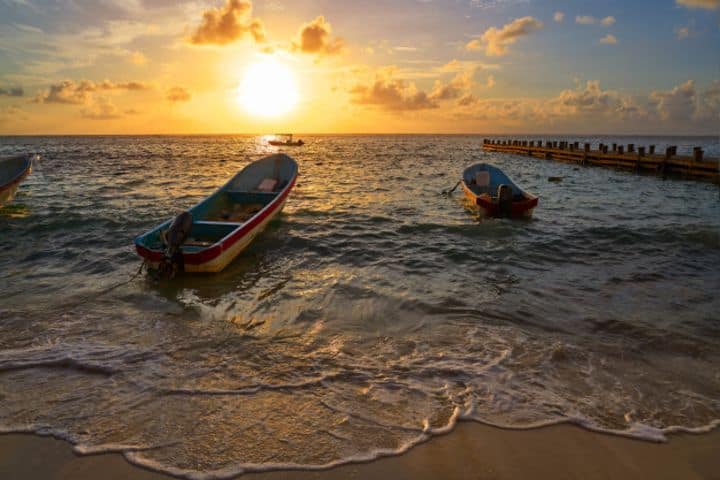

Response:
(158, 211), (193, 279)
(496, 184), (514, 217)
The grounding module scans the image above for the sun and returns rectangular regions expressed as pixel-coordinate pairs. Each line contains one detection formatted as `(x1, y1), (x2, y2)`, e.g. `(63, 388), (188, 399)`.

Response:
(237, 58), (299, 117)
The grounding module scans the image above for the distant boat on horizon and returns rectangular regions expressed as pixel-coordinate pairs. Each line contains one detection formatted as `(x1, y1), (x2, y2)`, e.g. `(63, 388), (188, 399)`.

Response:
(268, 134), (305, 147)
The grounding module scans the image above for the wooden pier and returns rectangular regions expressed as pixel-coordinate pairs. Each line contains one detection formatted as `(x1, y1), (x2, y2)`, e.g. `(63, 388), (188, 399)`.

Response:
(482, 139), (719, 182)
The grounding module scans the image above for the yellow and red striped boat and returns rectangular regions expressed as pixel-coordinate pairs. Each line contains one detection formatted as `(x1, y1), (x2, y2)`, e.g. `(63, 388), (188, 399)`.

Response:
(135, 154), (298, 274)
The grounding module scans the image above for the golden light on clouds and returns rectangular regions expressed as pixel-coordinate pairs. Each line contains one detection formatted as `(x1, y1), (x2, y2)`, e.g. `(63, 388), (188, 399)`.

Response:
(237, 57), (299, 117)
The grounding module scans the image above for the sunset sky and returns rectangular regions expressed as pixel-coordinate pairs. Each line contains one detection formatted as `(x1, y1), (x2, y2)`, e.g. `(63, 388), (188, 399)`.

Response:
(0, 0), (718, 135)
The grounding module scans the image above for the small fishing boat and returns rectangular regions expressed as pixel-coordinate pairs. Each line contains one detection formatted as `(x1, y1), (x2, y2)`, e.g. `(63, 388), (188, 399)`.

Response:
(268, 134), (305, 147)
(0, 154), (33, 207)
(135, 154), (298, 275)
(461, 163), (538, 218)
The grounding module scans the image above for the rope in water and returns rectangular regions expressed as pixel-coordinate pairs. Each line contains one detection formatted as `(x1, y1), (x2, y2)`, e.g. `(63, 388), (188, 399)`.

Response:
(56, 261), (147, 313)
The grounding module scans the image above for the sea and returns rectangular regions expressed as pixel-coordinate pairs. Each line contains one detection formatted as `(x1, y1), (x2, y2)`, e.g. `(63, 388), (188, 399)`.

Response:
(1, 135), (719, 479)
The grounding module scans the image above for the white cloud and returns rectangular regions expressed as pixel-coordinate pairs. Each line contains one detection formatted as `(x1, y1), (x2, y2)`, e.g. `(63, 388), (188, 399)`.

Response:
(676, 26), (691, 39)
(601, 16), (616, 27)
(576, 15), (596, 25)
(466, 16), (544, 56)
(554, 12), (565, 23)
(600, 34), (618, 45)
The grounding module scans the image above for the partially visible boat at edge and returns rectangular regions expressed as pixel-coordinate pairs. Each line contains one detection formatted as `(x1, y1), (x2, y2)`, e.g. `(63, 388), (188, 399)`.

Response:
(461, 163), (538, 218)
(0, 154), (33, 208)
(135, 154), (298, 274)
(268, 134), (305, 147)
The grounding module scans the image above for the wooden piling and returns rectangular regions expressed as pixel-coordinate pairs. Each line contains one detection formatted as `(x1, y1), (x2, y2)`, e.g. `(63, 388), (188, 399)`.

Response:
(694, 147), (704, 162)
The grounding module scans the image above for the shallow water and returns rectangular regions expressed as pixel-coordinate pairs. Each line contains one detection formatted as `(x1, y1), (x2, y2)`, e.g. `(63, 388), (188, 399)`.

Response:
(1, 135), (719, 478)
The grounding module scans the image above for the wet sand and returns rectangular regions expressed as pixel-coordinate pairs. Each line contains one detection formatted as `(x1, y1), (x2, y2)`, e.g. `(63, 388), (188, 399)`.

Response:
(1, 422), (718, 480)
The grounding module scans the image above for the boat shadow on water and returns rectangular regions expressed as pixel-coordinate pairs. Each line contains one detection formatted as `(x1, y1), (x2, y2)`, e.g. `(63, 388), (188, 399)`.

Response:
(142, 217), (292, 303)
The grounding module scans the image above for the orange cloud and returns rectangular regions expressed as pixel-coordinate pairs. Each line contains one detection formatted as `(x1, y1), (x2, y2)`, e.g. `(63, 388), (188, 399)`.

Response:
(429, 71), (474, 101)
(676, 0), (719, 9)
(467, 16), (544, 57)
(189, 0), (265, 46)
(292, 16), (344, 55)
(34, 80), (149, 104)
(166, 86), (191, 102)
(0, 86), (23, 97)
(81, 97), (121, 120)
(350, 70), (438, 111)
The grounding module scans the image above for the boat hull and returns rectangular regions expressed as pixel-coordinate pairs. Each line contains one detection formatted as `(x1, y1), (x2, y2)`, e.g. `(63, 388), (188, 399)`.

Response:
(135, 154), (298, 274)
(0, 155), (32, 208)
(461, 163), (538, 219)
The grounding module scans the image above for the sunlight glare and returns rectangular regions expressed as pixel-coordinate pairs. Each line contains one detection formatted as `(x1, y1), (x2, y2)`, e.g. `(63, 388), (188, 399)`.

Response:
(237, 58), (299, 117)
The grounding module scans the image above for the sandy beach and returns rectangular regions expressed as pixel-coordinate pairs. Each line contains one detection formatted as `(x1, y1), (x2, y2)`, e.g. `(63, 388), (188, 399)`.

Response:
(2, 422), (718, 480)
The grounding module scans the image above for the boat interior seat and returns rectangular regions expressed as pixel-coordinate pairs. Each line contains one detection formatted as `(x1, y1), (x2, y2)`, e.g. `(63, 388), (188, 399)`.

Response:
(225, 191), (277, 204)
(473, 171), (492, 194)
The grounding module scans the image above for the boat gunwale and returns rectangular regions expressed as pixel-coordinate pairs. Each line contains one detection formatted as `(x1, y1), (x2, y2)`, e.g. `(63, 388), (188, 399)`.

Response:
(134, 155), (297, 266)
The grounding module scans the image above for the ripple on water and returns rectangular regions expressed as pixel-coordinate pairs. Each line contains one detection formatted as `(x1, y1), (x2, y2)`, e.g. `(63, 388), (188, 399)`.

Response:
(0, 135), (719, 478)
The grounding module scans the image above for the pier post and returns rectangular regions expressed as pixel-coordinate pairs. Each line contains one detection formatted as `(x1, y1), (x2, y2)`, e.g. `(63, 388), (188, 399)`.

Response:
(618, 145), (624, 155)
(694, 147), (704, 162)
(584, 143), (591, 152)
(612, 143), (617, 152)
(649, 145), (656, 155)
(638, 146), (646, 157)
(628, 144), (635, 153)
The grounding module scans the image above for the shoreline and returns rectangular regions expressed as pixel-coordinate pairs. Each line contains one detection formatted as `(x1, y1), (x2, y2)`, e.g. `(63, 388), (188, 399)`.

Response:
(2, 422), (719, 480)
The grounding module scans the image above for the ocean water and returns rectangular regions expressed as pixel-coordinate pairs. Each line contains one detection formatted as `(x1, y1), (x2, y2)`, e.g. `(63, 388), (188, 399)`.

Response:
(0, 135), (719, 478)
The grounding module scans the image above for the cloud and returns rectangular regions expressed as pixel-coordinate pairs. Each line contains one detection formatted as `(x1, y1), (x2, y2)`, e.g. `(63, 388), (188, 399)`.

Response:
(81, 97), (121, 120)
(34, 80), (149, 104)
(554, 11), (565, 23)
(601, 16), (616, 27)
(189, 0), (265, 46)
(676, 26), (691, 39)
(650, 80), (698, 121)
(0, 86), (24, 97)
(554, 80), (616, 114)
(292, 16), (344, 56)
(458, 93), (479, 107)
(166, 86), (191, 102)
(129, 51), (148, 65)
(350, 69), (438, 111)
(576, 15), (596, 25)
(676, 0), (719, 9)
(600, 34), (618, 45)
(429, 71), (475, 101)
(466, 16), (544, 56)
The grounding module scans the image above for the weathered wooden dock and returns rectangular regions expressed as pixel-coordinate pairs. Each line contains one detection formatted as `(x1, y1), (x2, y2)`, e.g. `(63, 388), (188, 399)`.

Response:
(483, 139), (719, 182)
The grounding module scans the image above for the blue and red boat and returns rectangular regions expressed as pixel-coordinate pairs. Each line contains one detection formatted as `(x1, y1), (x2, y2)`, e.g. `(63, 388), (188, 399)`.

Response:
(461, 163), (538, 218)
(0, 154), (33, 208)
